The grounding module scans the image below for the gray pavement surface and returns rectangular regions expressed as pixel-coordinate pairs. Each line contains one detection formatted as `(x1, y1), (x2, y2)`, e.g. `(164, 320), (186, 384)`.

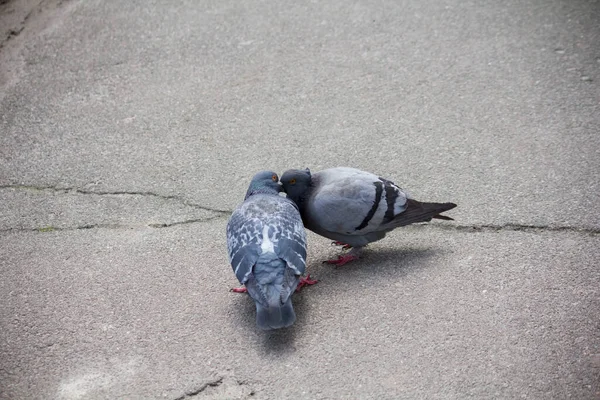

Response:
(1, 0), (599, 399)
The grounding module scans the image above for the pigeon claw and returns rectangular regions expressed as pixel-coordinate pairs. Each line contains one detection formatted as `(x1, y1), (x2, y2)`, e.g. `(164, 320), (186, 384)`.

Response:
(230, 287), (248, 293)
(324, 254), (360, 266)
(331, 241), (352, 249)
(296, 274), (318, 292)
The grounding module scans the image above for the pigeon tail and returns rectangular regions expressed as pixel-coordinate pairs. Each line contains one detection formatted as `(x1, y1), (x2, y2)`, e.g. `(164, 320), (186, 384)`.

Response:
(247, 255), (299, 330)
(255, 294), (296, 330)
(390, 199), (457, 228)
(432, 214), (454, 221)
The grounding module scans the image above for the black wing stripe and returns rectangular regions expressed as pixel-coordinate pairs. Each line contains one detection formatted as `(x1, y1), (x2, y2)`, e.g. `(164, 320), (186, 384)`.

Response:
(380, 177), (398, 224)
(355, 181), (383, 231)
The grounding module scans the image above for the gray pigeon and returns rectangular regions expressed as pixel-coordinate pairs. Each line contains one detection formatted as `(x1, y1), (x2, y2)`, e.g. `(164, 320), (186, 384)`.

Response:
(226, 170), (315, 330)
(280, 167), (457, 266)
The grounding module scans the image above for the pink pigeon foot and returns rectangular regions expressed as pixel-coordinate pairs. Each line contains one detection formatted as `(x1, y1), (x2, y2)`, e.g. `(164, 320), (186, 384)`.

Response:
(324, 253), (360, 266)
(232, 275), (318, 293)
(296, 274), (318, 292)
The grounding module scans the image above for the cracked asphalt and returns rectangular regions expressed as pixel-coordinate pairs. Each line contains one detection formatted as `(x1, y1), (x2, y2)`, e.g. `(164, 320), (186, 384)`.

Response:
(1, 0), (599, 399)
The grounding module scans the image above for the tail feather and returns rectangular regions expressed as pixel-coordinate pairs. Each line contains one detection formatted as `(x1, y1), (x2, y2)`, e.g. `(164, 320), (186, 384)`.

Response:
(391, 199), (457, 227)
(248, 256), (299, 330)
(256, 297), (296, 330)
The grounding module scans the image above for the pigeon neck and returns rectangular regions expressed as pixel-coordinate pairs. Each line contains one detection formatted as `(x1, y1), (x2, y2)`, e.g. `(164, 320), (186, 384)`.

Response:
(285, 180), (311, 210)
(245, 186), (279, 200)
(289, 187), (309, 211)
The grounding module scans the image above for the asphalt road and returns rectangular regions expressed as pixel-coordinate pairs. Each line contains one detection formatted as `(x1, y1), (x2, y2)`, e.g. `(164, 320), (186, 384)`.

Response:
(1, 0), (599, 399)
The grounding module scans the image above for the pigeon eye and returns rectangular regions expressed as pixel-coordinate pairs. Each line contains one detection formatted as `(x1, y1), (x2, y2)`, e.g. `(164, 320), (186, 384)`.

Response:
(272, 174), (278, 182)
(289, 178), (296, 185)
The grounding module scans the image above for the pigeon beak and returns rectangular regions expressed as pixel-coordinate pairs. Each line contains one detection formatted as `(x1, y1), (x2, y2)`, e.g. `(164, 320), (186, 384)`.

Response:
(277, 182), (284, 192)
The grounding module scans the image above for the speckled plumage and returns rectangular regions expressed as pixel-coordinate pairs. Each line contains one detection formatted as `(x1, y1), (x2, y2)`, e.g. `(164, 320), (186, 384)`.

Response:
(226, 171), (307, 330)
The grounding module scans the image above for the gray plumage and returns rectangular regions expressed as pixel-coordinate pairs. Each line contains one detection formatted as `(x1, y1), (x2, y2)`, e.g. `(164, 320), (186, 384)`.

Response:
(280, 167), (456, 263)
(226, 171), (307, 330)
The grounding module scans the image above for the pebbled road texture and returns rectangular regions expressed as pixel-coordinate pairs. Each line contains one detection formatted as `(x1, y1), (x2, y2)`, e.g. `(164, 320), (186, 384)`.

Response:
(1, 0), (599, 399)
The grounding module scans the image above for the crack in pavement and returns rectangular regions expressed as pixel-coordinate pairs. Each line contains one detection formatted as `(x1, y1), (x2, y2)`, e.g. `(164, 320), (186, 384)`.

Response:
(173, 377), (224, 400)
(0, 184), (233, 214)
(1, 219), (597, 235)
(0, 214), (227, 233)
(1, 185), (597, 235)
(0, 0), (72, 50)
(420, 222), (600, 235)
(148, 216), (228, 228)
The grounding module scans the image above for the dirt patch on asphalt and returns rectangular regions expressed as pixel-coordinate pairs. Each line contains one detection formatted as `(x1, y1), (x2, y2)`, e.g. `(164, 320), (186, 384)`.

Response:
(0, 0), (74, 99)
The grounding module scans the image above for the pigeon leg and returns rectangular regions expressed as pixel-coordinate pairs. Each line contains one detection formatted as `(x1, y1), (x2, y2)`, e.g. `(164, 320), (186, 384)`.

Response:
(230, 287), (247, 293)
(296, 274), (318, 292)
(324, 254), (359, 266)
(324, 247), (362, 266)
(331, 241), (352, 250)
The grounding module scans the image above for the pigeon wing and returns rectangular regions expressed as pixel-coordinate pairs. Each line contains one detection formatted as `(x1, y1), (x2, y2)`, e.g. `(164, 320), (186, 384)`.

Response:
(308, 170), (408, 235)
(273, 199), (307, 276)
(226, 207), (262, 284)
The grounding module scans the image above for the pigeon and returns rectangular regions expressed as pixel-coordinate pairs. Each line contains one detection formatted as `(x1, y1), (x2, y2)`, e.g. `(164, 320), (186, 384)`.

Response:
(226, 170), (316, 330)
(280, 167), (457, 266)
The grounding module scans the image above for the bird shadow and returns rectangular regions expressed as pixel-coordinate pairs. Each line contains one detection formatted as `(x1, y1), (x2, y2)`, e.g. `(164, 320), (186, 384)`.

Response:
(228, 287), (311, 355)
(305, 246), (440, 288)
(227, 246), (441, 353)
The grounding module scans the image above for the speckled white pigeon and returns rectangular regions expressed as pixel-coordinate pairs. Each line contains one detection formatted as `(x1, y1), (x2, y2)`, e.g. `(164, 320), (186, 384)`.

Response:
(226, 170), (316, 330)
(280, 167), (457, 266)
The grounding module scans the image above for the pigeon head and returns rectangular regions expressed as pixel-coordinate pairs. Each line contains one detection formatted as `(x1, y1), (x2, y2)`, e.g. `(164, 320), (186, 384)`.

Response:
(280, 168), (311, 204)
(244, 170), (282, 199)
